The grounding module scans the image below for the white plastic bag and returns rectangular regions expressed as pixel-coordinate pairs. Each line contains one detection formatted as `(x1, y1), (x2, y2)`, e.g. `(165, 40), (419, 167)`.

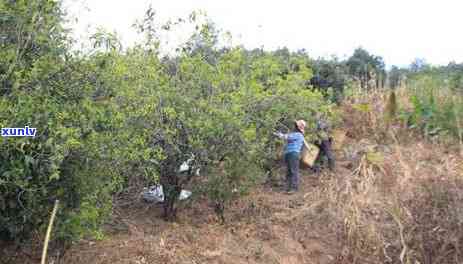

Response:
(142, 185), (192, 203)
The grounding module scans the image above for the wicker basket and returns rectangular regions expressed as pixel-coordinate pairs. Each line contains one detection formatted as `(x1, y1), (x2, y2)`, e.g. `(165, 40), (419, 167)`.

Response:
(300, 140), (319, 168)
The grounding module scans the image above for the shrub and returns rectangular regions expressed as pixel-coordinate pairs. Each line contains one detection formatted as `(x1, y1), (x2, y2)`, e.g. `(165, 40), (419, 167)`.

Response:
(0, 1), (336, 245)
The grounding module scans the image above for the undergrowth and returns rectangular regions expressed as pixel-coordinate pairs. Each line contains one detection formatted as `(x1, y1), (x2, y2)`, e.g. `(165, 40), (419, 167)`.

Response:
(306, 88), (463, 263)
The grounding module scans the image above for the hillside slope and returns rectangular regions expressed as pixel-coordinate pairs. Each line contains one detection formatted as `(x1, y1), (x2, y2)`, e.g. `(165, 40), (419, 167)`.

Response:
(5, 102), (463, 264)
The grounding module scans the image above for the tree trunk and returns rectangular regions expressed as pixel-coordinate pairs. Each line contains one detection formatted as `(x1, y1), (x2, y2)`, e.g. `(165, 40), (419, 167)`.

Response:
(162, 184), (181, 221)
(160, 163), (182, 221)
(359, 74), (365, 91)
(163, 197), (176, 221)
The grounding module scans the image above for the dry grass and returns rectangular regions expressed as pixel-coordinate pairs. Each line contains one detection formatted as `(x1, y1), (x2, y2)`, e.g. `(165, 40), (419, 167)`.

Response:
(303, 89), (463, 263)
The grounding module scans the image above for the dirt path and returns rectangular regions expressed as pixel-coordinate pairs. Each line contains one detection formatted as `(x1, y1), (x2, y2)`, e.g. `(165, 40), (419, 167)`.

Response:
(59, 165), (347, 264)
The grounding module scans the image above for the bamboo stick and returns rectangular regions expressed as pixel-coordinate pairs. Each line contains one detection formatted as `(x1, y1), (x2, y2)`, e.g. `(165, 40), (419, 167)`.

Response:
(41, 200), (59, 264)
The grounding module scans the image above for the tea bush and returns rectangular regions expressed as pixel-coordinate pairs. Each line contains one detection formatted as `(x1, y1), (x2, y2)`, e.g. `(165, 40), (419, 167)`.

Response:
(0, 0), (336, 243)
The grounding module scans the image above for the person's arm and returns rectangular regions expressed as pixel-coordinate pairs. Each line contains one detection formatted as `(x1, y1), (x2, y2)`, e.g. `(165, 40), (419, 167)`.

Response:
(273, 131), (288, 140)
(298, 133), (306, 151)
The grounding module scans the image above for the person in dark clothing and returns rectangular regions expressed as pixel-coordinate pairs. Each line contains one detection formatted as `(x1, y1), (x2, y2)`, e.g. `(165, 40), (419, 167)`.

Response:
(274, 120), (306, 193)
(313, 116), (335, 172)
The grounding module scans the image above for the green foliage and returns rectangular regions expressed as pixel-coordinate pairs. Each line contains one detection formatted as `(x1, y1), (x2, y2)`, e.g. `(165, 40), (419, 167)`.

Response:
(199, 157), (260, 223)
(388, 66), (405, 89)
(0, 0), (68, 94)
(401, 71), (463, 139)
(0, 2), (336, 244)
(346, 47), (386, 90)
(311, 57), (347, 104)
(312, 57), (347, 85)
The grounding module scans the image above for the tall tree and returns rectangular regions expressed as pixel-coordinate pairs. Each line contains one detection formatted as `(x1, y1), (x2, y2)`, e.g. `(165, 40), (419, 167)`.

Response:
(410, 58), (429, 73)
(346, 48), (385, 90)
(388, 65), (404, 89)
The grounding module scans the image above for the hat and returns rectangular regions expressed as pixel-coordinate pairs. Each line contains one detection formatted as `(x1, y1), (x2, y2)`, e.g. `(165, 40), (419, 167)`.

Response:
(295, 120), (306, 133)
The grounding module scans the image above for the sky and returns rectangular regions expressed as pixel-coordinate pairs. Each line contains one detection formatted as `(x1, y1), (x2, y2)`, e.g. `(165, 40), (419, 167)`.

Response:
(63, 0), (463, 67)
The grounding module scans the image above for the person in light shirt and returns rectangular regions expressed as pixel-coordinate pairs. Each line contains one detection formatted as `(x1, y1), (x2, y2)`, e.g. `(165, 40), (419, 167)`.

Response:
(274, 120), (306, 193)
